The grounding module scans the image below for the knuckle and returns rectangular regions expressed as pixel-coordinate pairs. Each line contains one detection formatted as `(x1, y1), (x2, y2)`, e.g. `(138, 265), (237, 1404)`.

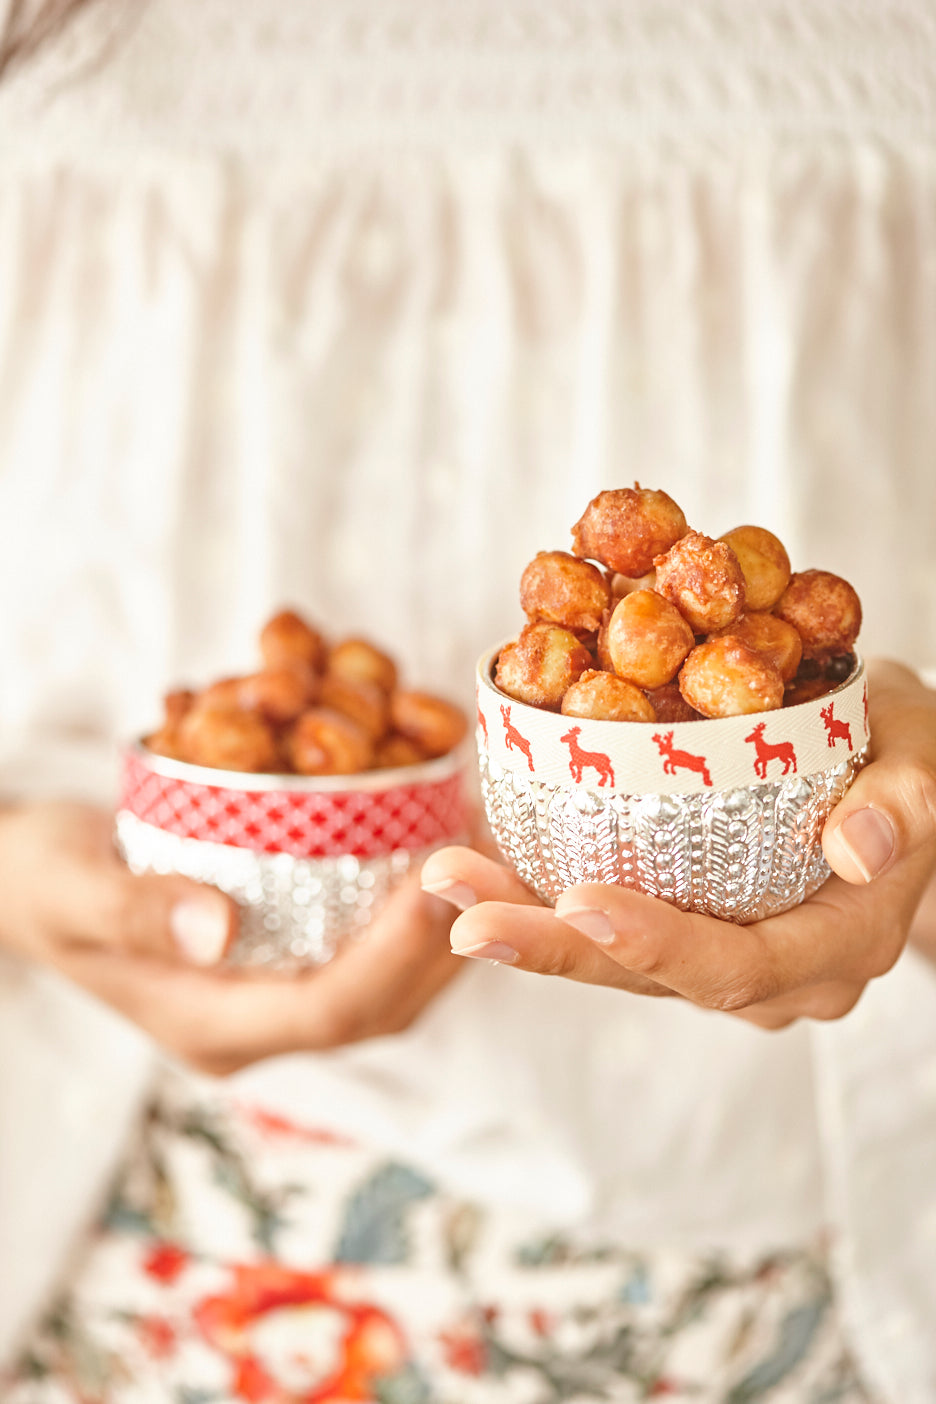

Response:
(707, 978), (773, 1014)
(536, 943), (580, 979)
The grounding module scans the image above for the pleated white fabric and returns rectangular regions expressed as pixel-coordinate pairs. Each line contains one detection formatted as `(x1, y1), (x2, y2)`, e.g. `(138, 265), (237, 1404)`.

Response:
(0, 2), (935, 1398)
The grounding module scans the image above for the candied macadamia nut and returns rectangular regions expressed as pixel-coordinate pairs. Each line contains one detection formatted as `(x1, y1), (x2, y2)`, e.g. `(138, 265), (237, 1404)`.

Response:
(260, 610), (327, 673)
(561, 670), (656, 723)
(178, 708), (280, 772)
(774, 570), (862, 661)
(374, 733), (427, 769)
(679, 637), (784, 719)
(520, 551), (611, 634)
(709, 612), (802, 683)
(654, 530), (745, 634)
(495, 623), (592, 710)
(238, 665), (320, 725)
(195, 677), (244, 712)
(718, 526), (791, 612)
(319, 674), (391, 741)
(390, 690), (469, 758)
(164, 689), (195, 727)
(144, 727), (186, 761)
(605, 590), (695, 691)
(327, 638), (398, 695)
(607, 569), (656, 601)
(571, 486), (687, 576)
(645, 680), (703, 723)
(286, 709), (374, 775)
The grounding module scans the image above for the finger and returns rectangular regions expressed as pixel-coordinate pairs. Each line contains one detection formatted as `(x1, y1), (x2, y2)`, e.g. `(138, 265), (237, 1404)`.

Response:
(421, 845), (546, 912)
(55, 876), (461, 1074)
(823, 659), (936, 885)
(448, 900), (677, 997)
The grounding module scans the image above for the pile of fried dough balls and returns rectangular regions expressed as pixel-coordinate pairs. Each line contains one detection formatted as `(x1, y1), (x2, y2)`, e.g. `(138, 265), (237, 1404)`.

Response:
(145, 611), (468, 774)
(495, 485), (862, 721)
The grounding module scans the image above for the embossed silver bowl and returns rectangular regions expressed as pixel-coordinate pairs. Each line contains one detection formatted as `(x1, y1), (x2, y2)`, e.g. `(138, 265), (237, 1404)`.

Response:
(115, 742), (470, 969)
(476, 648), (869, 923)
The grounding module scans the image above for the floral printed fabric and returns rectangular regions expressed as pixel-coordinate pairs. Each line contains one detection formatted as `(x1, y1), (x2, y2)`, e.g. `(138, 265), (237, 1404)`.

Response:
(4, 1071), (872, 1404)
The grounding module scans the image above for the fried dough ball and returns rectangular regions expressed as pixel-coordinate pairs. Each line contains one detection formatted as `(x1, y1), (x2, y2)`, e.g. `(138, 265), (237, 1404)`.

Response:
(645, 680), (703, 723)
(654, 530), (746, 634)
(561, 670), (656, 723)
(327, 638), (398, 695)
(374, 733), (427, 769)
(177, 707), (280, 772)
(195, 677), (244, 711)
(774, 570), (862, 661)
(260, 610), (327, 673)
(718, 526), (791, 612)
(709, 612), (802, 683)
(319, 673), (391, 742)
(495, 622), (592, 711)
(606, 569), (657, 601)
(679, 637), (785, 719)
(520, 551), (611, 634)
(390, 690), (469, 758)
(605, 590), (695, 691)
(285, 708), (374, 776)
(571, 486), (687, 577)
(237, 665), (320, 725)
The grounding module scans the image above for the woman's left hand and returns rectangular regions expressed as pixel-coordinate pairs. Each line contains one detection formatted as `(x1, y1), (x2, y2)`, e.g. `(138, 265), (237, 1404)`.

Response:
(422, 660), (936, 1029)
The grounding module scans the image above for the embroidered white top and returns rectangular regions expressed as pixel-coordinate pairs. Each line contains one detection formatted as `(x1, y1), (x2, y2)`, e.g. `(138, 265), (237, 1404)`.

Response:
(0, 2), (935, 1398)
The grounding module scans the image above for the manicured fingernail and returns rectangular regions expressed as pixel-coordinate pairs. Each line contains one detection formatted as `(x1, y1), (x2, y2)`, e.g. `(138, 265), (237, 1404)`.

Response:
(421, 879), (477, 912)
(837, 808), (896, 882)
(451, 940), (520, 965)
(170, 896), (229, 965)
(557, 907), (615, 945)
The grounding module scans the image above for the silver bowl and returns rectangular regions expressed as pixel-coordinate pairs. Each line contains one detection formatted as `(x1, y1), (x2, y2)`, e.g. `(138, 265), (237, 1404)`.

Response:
(476, 649), (869, 923)
(116, 741), (470, 968)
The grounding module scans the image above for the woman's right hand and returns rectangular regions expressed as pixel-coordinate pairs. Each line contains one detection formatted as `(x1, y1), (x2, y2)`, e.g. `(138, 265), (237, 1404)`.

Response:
(0, 801), (461, 1075)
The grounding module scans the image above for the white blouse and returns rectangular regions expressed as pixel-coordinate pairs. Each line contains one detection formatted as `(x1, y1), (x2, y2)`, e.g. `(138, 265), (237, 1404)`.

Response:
(0, 2), (935, 1399)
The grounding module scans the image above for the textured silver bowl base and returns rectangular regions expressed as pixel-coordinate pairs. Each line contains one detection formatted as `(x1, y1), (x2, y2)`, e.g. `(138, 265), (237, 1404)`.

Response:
(480, 747), (869, 923)
(115, 811), (445, 969)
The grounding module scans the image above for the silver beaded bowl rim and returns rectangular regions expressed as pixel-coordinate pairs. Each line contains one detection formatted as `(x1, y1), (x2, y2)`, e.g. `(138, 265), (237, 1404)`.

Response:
(124, 736), (470, 793)
(477, 643), (863, 729)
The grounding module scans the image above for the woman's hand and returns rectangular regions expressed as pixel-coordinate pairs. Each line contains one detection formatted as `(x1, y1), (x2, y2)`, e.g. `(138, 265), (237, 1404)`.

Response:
(0, 802), (461, 1073)
(422, 660), (936, 1029)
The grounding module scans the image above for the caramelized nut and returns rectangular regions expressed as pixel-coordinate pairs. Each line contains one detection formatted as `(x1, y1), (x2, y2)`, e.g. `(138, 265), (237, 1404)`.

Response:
(571, 486), (687, 576)
(561, 670), (656, 722)
(495, 623), (592, 710)
(520, 551), (611, 634)
(260, 610), (327, 673)
(654, 530), (745, 633)
(605, 590), (695, 691)
(718, 526), (791, 612)
(679, 637), (785, 718)
(390, 690), (469, 758)
(285, 708), (374, 775)
(774, 570), (862, 662)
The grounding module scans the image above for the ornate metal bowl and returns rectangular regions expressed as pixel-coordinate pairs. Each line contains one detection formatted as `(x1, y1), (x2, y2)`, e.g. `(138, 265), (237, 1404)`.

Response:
(476, 650), (869, 923)
(115, 743), (470, 968)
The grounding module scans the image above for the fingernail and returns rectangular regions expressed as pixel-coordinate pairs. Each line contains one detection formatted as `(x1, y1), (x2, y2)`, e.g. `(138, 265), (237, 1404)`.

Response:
(451, 940), (520, 965)
(421, 879), (477, 912)
(557, 907), (615, 945)
(838, 808), (896, 882)
(171, 896), (229, 965)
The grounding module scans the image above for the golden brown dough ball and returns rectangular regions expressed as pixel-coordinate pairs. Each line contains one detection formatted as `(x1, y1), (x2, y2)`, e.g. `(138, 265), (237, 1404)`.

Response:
(495, 623), (592, 711)
(285, 708), (374, 775)
(560, 670), (656, 723)
(327, 638), (398, 695)
(654, 530), (745, 633)
(520, 551), (611, 634)
(679, 637), (785, 719)
(571, 486), (687, 576)
(605, 590), (695, 691)
(260, 610), (327, 673)
(606, 569), (657, 601)
(645, 680), (703, 723)
(389, 690), (469, 758)
(319, 673), (391, 742)
(718, 526), (791, 612)
(374, 733), (427, 768)
(195, 677), (245, 711)
(178, 707), (280, 772)
(709, 612), (802, 683)
(237, 665), (320, 725)
(773, 570), (862, 661)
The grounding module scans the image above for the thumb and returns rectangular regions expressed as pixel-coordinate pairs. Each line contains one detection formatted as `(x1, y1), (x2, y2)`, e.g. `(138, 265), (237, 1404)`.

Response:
(822, 660), (936, 888)
(59, 857), (237, 966)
